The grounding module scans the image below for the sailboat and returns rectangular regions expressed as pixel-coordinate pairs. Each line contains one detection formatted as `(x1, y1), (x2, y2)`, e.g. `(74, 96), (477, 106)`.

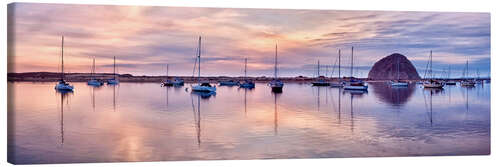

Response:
(107, 56), (119, 85)
(460, 60), (475, 87)
(312, 60), (330, 86)
(391, 56), (409, 87)
(269, 44), (284, 92)
(423, 50), (444, 88)
(330, 49), (344, 87)
(87, 57), (104, 86)
(162, 64), (174, 86)
(344, 46), (368, 90)
(239, 58), (255, 88)
(219, 80), (239, 86)
(192, 36), (216, 92)
(445, 65), (456, 85)
(54, 36), (74, 91)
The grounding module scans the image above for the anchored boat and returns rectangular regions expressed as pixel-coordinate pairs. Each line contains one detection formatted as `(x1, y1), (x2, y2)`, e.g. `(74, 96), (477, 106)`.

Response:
(87, 57), (104, 86)
(390, 55), (409, 87)
(312, 60), (330, 86)
(269, 44), (284, 92)
(330, 49), (344, 88)
(460, 60), (475, 87)
(192, 36), (216, 93)
(54, 36), (74, 91)
(423, 51), (444, 89)
(239, 58), (255, 89)
(107, 56), (119, 85)
(344, 47), (368, 91)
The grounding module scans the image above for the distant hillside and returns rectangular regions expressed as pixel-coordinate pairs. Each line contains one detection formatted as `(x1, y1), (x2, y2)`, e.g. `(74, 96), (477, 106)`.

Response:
(8, 72), (370, 83)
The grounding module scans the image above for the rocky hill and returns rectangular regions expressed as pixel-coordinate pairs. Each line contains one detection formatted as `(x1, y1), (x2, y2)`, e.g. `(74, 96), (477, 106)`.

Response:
(368, 53), (421, 80)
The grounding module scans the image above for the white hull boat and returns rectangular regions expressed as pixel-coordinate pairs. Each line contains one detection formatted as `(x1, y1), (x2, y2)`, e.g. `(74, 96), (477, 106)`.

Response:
(344, 85), (368, 90)
(88, 79), (103, 86)
(192, 83), (216, 92)
(391, 81), (409, 87)
(54, 36), (74, 91)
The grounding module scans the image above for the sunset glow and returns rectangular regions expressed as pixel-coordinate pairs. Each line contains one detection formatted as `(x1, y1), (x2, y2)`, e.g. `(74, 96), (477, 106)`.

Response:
(8, 3), (490, 78)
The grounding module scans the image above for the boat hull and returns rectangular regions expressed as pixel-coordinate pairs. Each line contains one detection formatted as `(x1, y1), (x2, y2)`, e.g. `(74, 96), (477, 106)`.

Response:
(330, 82), (344, 88)
(460, 82), (475, 87)
(239, 82), (255, 89)
(55, 83), (74, 91)
(445, 82), (456, 85)
(391, 82), (409, 87)
(423, 83), (444, 88)
(312, 82), (330, 86)
(192, 85), (216, 92)
(219, 82), (239, 86)
(344, 85), (368, 90)
(107, 79), (119, 85)
(88, 80), (104, 86)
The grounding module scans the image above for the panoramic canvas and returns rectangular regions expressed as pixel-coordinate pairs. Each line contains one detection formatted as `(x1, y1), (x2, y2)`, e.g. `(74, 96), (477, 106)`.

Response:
(7, 3), (490, 164)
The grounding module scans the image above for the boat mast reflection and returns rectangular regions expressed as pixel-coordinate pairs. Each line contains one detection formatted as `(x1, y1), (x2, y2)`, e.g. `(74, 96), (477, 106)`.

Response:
(273, 92), (280, 135)
(190, 94), (202, 147)
(423, 88), (442, 127)
(56, 90), (72, 145)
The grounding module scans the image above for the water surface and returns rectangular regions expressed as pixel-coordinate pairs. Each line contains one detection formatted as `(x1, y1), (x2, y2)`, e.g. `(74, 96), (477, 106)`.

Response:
(8, 82), (490, 164)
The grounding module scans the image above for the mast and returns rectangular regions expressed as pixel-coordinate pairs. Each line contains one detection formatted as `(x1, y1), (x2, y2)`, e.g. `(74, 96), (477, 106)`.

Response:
(338, 49), (341, 80)
(397, 57), (400, 80)
(317, 60), (320, 78)
(198, 36), (201, 83)
(466, 60), (469, 80)
(430, 50), (433, 80)
(113, 56), (116, 79)
(92, 57), (95, 80)
(244, 58), (248, 79)
(61, 36), (64, 80)
(167, 64), (169, 79)
(274, 44), (278, 79)
(350, 46), (354, 78)
(448, 65), (451, 79)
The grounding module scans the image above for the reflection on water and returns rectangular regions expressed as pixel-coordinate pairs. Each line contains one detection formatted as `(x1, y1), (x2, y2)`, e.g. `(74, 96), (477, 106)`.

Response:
(8, 82), (490, 164)
(372, 83), (416, 106)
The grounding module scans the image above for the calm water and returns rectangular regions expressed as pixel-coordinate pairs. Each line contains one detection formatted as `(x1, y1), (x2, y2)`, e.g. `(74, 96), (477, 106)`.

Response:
(8, 82), (490, 164)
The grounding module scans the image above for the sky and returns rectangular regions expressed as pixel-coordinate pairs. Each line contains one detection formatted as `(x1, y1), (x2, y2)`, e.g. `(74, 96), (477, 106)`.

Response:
(7, 3), (491, 78)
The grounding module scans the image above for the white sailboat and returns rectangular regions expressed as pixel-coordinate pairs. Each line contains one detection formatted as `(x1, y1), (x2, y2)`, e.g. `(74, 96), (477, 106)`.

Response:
(107, 56), (119, 85)
(330, 49), (344, 87)
(192, 36), (216, 92)
(54, 36), (74, 91)
(239, 58), (255, 88)
(423, 50), (444, 88)
(344, 46), (368, 90)
(460, 60), (475, 87)
(269, 44), (284, 92)
(391, 56), (409, 87)
(87, 57), (103, 86)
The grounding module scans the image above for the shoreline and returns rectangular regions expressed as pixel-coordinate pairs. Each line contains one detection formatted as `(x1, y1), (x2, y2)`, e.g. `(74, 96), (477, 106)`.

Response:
(7, 72), (490, 83)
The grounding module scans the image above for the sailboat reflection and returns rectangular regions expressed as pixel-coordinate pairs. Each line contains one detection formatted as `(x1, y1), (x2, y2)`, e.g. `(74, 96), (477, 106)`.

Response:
(89, 86), (102, 112)
(190, 94), (203, 147)
(372, 82), (416, 106)
(423, 88), (442, 126)
(191, 89), (216, 99)
(273, 92), (281, 135)
(56, 90), (73, 145)
(109, 84), (119, 112)
(329, 87), (342, 124)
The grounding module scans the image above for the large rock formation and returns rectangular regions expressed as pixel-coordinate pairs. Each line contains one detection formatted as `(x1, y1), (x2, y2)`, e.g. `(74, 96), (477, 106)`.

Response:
(368, 53), (421, 80)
